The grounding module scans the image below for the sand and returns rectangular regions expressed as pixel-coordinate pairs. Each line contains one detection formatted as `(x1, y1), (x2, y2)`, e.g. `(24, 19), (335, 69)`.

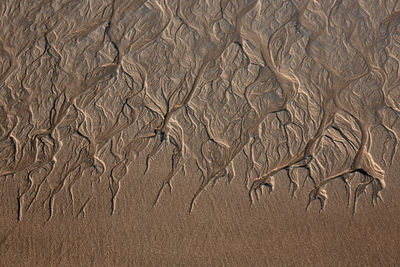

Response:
(0, 0), (400, 266)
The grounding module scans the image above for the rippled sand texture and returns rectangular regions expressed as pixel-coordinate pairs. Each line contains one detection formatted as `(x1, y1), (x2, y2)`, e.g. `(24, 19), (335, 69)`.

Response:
(1, 0), (400, 265)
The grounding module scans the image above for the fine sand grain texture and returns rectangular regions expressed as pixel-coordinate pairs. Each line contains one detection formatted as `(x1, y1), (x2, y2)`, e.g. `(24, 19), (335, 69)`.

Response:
(0, 0), (400, 266)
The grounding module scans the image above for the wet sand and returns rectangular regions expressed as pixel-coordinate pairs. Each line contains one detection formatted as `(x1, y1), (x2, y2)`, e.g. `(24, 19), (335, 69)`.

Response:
(0, 0), (399, 266)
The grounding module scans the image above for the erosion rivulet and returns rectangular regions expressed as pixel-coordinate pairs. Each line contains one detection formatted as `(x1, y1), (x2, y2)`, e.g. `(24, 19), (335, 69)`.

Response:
(0, 0), (399, 221)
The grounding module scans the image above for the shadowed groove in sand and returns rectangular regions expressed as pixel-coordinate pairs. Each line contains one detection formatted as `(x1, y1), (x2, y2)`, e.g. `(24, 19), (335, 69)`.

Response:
(0, 0), (399, 220)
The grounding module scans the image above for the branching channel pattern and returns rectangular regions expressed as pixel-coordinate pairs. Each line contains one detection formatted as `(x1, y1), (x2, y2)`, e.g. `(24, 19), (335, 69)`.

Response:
(0, 0), (399, 220)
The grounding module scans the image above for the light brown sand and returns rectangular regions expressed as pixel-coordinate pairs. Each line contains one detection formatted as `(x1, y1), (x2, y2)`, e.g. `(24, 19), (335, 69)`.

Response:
(0, 0), (399, 266)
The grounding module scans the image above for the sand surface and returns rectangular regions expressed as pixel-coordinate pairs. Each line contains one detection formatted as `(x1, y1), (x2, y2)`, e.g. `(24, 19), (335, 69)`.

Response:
(0, 0), (400, 266)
